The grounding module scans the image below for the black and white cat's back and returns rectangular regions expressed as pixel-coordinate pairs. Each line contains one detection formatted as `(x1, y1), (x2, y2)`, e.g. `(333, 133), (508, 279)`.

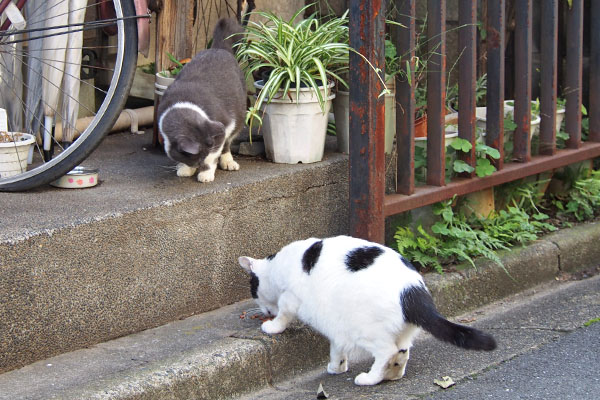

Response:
(158, 18), (246, 183)
(238, 235), (497, 386)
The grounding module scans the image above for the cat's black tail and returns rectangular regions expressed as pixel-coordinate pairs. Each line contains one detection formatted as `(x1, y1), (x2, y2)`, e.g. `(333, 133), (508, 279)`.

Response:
(211, 18), (244, 54)
(401, 285), (497, 351)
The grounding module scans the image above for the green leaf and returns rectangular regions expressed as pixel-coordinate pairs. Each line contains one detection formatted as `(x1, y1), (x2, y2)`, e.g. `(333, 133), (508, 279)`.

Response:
(504, 117), (517, 131)
(450, 137), (473, 152)
(475, 158), (496, 177)
(453, 160), (475, 173)
(432, 222), (450, 235)
(476, 143), (501, 159)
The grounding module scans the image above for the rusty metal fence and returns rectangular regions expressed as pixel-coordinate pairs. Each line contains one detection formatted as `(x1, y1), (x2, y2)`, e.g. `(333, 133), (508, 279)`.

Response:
(348, 0), (600, 243)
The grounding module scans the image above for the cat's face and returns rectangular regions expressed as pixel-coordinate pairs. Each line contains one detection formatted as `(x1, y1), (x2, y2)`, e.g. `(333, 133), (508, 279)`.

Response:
(238, 256), (279, 317)
(159, 107), (225, 167)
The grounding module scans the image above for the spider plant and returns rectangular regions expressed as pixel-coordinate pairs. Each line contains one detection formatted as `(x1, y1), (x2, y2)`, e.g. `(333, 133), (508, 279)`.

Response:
(236, 5), (351, 128)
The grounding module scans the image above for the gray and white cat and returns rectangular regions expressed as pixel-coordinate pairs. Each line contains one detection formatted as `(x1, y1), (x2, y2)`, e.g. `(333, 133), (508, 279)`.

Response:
(239, 235), (497, 386)
(158, 18), (246, 183)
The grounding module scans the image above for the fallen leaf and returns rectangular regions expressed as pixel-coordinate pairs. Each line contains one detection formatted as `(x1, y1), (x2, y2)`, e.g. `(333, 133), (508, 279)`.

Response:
(316, 382), (329, 399)
(434, 376), (455, 389)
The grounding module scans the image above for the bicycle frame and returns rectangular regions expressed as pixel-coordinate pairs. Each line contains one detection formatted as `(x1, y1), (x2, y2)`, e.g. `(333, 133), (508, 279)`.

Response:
(0, 0), (150, 56)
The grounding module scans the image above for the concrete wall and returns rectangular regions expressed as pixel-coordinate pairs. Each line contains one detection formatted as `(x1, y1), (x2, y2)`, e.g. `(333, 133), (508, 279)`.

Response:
(0, 157), (349, 373)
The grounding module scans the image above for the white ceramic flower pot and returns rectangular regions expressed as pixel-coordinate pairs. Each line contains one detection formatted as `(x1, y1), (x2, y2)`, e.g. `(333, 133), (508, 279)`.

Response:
(503, 100), (564, 133)
(555, 107), (565, 132)
(414, 113), (461, 150)
(0, 133), (35, 179)
(255, 80), (335, 164)
(333, 86), (396, 155)
(384, 88), (396, 154)
(475, 106), (541, 140)
(155, 72), (175, 97)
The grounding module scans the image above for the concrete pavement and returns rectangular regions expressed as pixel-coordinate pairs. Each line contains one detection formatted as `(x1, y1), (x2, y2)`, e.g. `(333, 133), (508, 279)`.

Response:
(2, 129), (600, 399)
(427, 322), (600, 400)
(236, 272), (600, 400)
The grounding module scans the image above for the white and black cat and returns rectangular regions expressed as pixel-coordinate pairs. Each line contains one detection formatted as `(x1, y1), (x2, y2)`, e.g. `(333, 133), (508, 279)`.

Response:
(239, 235), (496, 386)
(158, 18), (246, 183)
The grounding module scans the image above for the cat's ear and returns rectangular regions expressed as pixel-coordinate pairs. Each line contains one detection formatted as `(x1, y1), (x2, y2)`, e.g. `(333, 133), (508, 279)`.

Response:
(238, 256), (255, 273)
(176, 136), (201, 155)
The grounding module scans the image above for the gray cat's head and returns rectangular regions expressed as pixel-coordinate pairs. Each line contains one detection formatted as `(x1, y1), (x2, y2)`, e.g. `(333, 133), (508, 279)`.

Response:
(238, 255), (279, 318)
(159, 104), (225, 167)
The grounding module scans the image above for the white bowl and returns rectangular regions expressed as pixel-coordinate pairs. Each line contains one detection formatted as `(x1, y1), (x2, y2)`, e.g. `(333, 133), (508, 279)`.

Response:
(51, 166), (99, 189)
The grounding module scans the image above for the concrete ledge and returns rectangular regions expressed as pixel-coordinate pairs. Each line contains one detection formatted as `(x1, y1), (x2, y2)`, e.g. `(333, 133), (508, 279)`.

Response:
(0, 221), (597, 400)
(425, 240), (560, 317)
(0, 132), (348, 373)
(543, 222), (600, 273)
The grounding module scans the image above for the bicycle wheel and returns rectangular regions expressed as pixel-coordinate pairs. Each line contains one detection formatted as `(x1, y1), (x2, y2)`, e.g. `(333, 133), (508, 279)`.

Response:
(0, 0), (138, 191)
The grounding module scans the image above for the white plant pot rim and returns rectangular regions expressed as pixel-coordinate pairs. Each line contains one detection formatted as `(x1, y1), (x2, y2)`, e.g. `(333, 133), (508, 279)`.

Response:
(0, 132), (35, 148)
(155, 71), (176, 86)
(414, 131), (459, 142)
(504, 100), (565, 115)
(254, 80), (335, 103)
(475, 106), (541, 126)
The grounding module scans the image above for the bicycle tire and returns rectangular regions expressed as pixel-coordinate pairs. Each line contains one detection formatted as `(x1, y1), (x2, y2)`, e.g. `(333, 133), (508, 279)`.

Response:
(0, 0), (138, 191)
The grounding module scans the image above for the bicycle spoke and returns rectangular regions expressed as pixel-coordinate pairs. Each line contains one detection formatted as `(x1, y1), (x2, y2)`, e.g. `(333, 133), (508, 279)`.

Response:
(0, 50), (84, 142)
(0, 0), (137, 190)
(25, 0), (103, 30)
(12, 46), (117, 77)
(0, 53), (58, 165)
(8, 47), (105, 115)
(19, 44), (118, 52)
(0, 17), (139, 44)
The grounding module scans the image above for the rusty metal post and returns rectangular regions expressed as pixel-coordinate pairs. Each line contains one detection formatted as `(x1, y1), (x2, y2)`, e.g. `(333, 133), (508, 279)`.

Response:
(348, 0), (386, 243)
(458, 0), (477, 173)
(395, 0), (415, 195)
(513, 0), (532, 162)
(539, 0), (559, 155)
(565, 0), (583, 148)
(590, 0), (600, 142)
(486, 0), (505, 168)
(426, 0), (446, 186)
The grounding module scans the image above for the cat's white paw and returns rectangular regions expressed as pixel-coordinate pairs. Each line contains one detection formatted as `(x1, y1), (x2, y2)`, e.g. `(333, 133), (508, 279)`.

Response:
(354, 372), (381, 386)
(219, 153), (240, 171)
(197, 169), (216, 183)
(261, 320), (286, 335)
(327, 359), (348, 374)
(176, 163), (197, 177)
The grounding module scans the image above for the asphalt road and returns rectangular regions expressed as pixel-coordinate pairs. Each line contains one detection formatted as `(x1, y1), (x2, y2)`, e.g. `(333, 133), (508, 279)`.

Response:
(427, 321), (600, 400)
(237, 271), (600, 400)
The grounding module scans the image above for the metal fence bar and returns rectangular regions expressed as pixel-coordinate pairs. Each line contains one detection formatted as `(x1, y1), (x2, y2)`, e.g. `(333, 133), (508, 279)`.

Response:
(590, 0), (600, 142)
(539, 0), (559, 156)
(348, 0), (386, 243)
(366, 0), (594, 239)
(457, 0), (477, 173)
(486, 0), (505, 168)
(565, 0), (583, 149)
(426, 0), (446, 186)
(384, 142), (600, 216)
(395, 0), (416, 195)
(513, 0), (532, 162)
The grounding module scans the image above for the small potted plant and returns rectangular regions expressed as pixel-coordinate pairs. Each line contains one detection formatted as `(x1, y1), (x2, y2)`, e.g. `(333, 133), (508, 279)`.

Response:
(0, 131), (35, 179)
(237, 6), (351, 164)
(155, 53), (190, 97)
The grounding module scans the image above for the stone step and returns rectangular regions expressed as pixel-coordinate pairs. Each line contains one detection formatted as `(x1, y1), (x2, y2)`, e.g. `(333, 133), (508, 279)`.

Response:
(1, 224), (597, 400)
(0, 130), (349, 373)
